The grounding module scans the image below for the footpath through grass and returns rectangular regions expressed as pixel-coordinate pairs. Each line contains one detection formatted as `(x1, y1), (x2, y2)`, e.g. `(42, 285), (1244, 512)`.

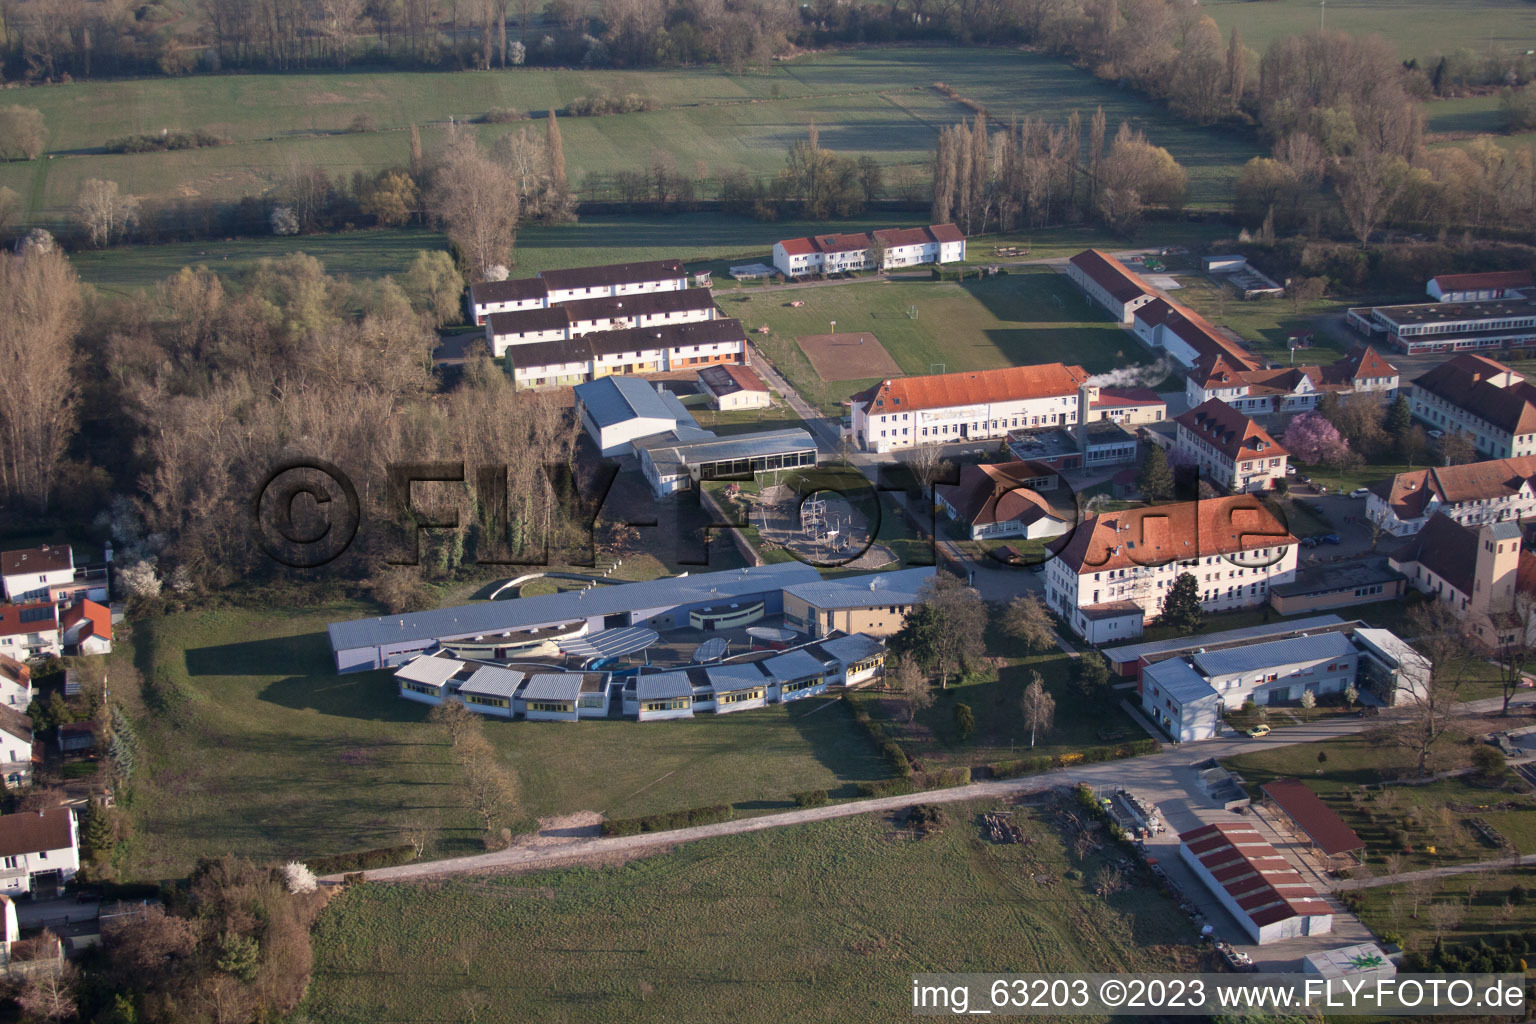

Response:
(304, 798), (1197, 1023)
(116, 598), (891, 880)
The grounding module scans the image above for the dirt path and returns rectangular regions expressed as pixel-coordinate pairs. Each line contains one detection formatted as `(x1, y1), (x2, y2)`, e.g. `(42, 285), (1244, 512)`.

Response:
(1332, 853), (1536, 892)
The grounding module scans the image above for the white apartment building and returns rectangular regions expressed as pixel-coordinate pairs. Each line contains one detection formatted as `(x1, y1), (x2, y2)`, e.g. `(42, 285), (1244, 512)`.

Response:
(0, 546), (76, 604)
(850, 363), (1091, 454)
(1173, 399), (1289, 493)
(467, 259), (688, 323)
(1184, 347), (1400, 415)
(1066, 249), (1159, 323)
(1366, 455), (1536, 536)
(486, 288), (718, 357)
(508, 318), (747, 390)
(771, 224), (965, 278)
(1410, 354), (1536, 459)
(1045, 496), (1298, 643)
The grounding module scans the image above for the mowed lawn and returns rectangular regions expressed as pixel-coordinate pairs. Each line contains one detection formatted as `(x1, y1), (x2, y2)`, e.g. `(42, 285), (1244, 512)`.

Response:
(117, 602), (889, 879)
(738, 267), (1149, 412)
(304, 801), (1197, 1023)
(1201, 0), (1536, 60)
(0, 47), (1260, 225)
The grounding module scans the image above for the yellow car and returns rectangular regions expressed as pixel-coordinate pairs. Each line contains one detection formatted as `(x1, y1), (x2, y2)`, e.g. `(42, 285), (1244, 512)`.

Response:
(1247, 724), (1272, 738)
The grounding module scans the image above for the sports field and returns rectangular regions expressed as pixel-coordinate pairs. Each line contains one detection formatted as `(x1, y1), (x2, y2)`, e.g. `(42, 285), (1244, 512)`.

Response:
(0, 48), (1260, 226)
(794, 331), (903, 381)
(1202, 0), (1536, 60)
(114, 600), (890, 878)
(737, 266), (1151, 412)
(303, 800), (1198, 1023)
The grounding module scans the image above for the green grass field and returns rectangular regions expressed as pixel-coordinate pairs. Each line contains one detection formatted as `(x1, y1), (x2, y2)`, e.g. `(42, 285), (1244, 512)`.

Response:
(1224, 734), (1536, 869)
(738, 267), (1149, 412)
(303, 799), (1197, 1023)
(115, 600), (891, 879)
(1354, 866), (1536, 955)
(1202, 0), (1536, 62)
(0, 48), (1260, 226)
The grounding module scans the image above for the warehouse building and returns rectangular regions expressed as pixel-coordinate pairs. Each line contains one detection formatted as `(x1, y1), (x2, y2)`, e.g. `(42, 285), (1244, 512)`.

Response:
(1179, 821), (1334, 945)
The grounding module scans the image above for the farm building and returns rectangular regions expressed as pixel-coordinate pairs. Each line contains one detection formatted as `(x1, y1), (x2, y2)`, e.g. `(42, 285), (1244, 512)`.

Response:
(1044, 495), (1298, 643)
(635, 428), (817, 498)
(467, 259), (688, 324)
(1179, 821), (1334, 945)
(698, 363), (771, 410)
(509, 318), (748, 391)
(782, 567), (933, 638)
(575, 376), (700, 457)
(1259, 778), (1366, 870)
(1065, 250), (1158, 323)
(935, 461), (1069, 541)
(328, 562), (819, 673)
(771, 224), (965, 278)
(850, 363), (1091, 454)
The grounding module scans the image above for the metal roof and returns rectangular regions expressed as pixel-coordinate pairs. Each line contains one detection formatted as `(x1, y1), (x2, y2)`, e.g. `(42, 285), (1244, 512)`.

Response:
(813, 632), (883, 665)
(781, 567), (934, 610)
(1352, 628), (1430, 673)
(520, 673), (583, 702)
(1101, 615), (1347, 664)
(328, 563), (820, 654)
(762, 648), (827, 681)
(635, 671), (693, 701)
(636, 428), (817, 476)
(1142, 657), (1218, 705)
(558, 626), (659, 660)
(574, 376), (679, 428)
(394, 653), (463, 687)
(458, 665), (526, 699)
(1191, 631), (1357, 678)
(706, 662), (771, 693)
(1260, 778), (1366, 857)
(691, 637), (729, 663)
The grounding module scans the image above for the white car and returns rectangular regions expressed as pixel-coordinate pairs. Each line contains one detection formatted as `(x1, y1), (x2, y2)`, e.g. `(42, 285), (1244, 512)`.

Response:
(1427, 429), (1445, 439)
(1349, 488), (1371, 498)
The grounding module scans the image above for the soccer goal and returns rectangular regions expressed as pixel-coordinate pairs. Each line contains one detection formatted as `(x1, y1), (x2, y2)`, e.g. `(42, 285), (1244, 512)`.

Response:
(929, 362), (945, 375)
(907, 304), (918, 320)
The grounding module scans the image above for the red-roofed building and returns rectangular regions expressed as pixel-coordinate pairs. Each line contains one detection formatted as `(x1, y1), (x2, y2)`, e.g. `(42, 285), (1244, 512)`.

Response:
(1260, 778), (1366, 869)
(850, 363), (1091, 453)
(1427, 270), (1533, 303)
(1410, 354), (1536, 459)
(60, 599), (111, 657)
(1133, 298), (1262, 372)
(1066, 250), (1159, 323)
(1089, 387), (1166, 425)
(698, 363), (770, 410)
(0, 806), (79, 897)
(1174, 399), (1289, 492)
(0, 604), (59, 662)
(1044, 495), (1298, 642)
(771, 224), (965, 278)
(1179, 820), (1334, 944)
(935, 461), (1070, 541)
(1185, 347), (1400, 415)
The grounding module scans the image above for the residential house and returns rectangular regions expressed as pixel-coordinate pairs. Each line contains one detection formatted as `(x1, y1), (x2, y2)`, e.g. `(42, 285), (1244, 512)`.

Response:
(60, 600), (111, 657)
(1389, 513), (1524, 646)
(0, 545), (105, 606)
(0, 605), (58, 663)
(1066, 250), (1159, 323)
(771, 224), (965, 278)
(850, 363), (1092, 454)
(1409, 354), (1536, 459)
(1044, 496), (1298, 643)
(698, 363), (770, 410)
(782, 567), (933, 638)
(575, 376), (700, 457)
(1427, 270), (1533, 303)
(0, 807), (79, 897)
(1173, 399), (1289, 492)
(466, 277), (551, 324)
(935, 461), (1070, 541)
(0, 709), (32, 789)
(1184, 347), (1400, 415)
(0, 657), (28, 711)
(1366, 455), (1536, 537)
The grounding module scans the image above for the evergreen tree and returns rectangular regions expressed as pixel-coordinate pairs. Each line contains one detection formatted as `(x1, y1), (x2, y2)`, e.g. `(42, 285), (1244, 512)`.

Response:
(1136, 445), (1175, 501)
(954, 701), (975, 740)
(1075, 650), (1112, 698)
(1160, 572), (1203, 634)
(889, 604), (942, 673)
(81, 800), (114, 859)
(1385, 394), (1413, 453)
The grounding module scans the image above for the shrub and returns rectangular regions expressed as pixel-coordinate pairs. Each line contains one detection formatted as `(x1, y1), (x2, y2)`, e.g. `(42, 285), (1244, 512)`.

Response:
(280, 861), (318, 894)
(792, 789), (829, 808)
(305, 844), (417, 875)
(910, 766), (971, 790)
(856, 778), (917, 797)
(105, 128), (227, 153)
(1471, 744), (1507, 778)
(347, 113), (377, 133)
(599, 804), (732, 836)
(479, 107), (526, 124)
(565, 93), (659, 116)
(985, 755), (1054, 778)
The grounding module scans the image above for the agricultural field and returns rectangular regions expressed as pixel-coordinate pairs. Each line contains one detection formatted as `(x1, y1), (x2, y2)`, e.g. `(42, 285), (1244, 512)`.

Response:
(1224, 732), (1536, 870)
(0, 47), (1261, 226)
(113, 597), (891, 879)
(736, 266), (1151, 413)
(303, 799), (1199, 1023)
(1201, 0), (1536, 62)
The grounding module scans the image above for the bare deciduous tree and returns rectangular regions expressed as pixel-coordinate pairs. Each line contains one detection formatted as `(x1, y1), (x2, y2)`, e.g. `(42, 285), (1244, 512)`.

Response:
(431, 132), (520, 281)
(1020, 669), (1056, 748)
(0, 246), (81, 511)
(75, 178), (137, 247)
(892, 655), (932, 724)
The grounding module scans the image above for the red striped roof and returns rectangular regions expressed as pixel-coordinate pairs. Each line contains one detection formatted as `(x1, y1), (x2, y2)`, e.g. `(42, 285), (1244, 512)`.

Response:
(1180, 821), (1333, 928)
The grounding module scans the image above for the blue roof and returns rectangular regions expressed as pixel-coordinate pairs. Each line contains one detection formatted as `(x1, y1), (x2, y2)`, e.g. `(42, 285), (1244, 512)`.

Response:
(1143, 657), (1218, 705)
(1101, 615), (1348, 663)
(1192, 631), (1357, 678)
(574, 376), (678, 428)
(782, 567), (934, 610)
(329, 562), (820, 655)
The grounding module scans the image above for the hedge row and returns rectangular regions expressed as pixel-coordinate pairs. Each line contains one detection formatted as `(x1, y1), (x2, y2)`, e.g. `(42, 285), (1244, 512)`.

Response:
(107, 129), (227, 153)
(856, 766), (971, 798)
(983, 738), (1159, 779)
(792, 789), (829, 808)
(305, 844), (417, 875)
(845, 696), (913, 777)
(600, 804), (732, 836)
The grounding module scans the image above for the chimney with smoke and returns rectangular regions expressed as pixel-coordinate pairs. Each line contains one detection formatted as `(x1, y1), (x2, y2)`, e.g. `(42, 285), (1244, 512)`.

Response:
(1076, 382), (1100, 454)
